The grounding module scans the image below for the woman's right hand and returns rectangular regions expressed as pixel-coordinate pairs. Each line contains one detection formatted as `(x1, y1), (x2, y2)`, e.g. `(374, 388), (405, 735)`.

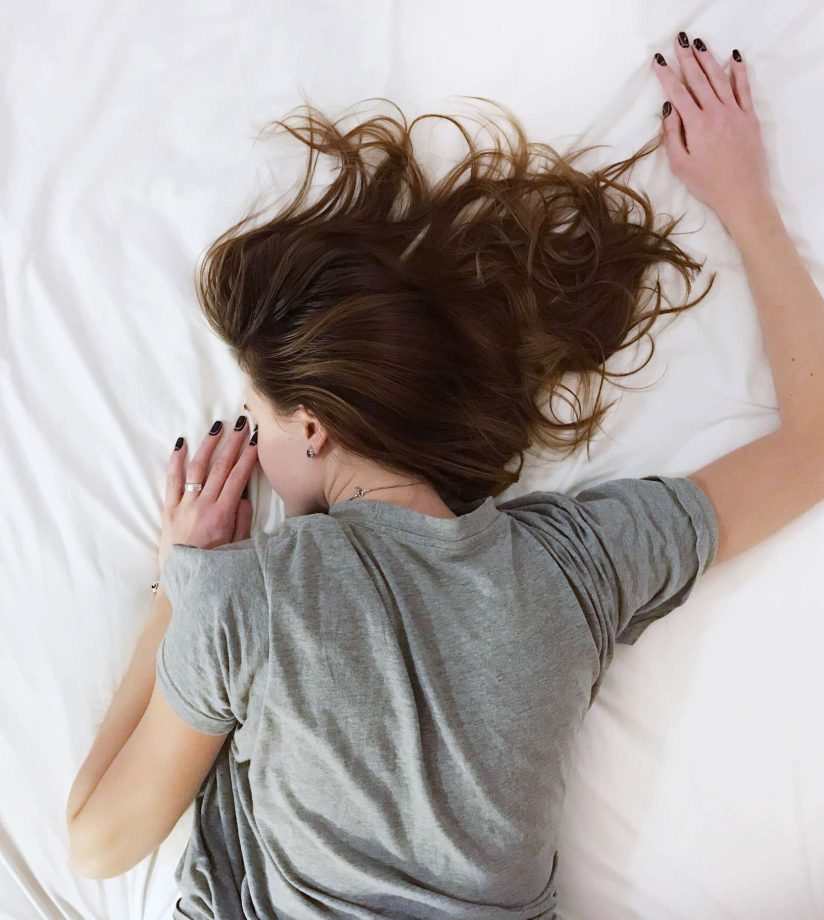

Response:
(652, 34), (774, 235)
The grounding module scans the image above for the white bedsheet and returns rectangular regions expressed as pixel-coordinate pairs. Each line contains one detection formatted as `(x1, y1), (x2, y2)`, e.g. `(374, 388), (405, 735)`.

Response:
(2, 2), (823, 918)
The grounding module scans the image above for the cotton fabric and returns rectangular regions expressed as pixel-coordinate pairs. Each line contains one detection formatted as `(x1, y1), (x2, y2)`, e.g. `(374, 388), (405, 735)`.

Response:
(156, 474), (718, 919)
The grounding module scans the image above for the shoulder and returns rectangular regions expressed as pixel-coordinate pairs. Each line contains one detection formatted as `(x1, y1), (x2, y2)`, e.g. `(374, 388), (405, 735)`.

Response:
(161, 530), (278, 610)
(493, 475), (717, 569)
(495, 475), (711, 525)
(494, 486), (580, 538)
(265, 510), (357, 553)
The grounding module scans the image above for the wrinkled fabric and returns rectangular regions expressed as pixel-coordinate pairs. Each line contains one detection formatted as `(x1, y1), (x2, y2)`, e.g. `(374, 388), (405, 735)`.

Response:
(156, 475), (717, 919)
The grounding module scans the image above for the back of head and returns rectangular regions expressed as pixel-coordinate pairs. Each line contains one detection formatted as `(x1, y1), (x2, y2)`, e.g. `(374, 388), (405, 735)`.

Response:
(196, 96), (714, 509)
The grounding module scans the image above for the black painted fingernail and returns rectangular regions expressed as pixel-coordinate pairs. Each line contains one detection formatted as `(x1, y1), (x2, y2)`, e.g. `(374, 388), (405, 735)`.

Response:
(662, 100), (672, 118)
(654, 52), (667, 66)
(209, 420), (223, 436)
(174, 436), (184, 451)
(678, 31), (689, 48)
(732, 48), (742, 62)
(693, 37), (707, 52)
(234, 414), (247, 431)
(249, 430), (258, 446)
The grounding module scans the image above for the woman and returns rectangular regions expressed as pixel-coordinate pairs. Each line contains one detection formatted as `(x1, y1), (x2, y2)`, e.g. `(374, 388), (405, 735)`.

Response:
(67, 32), (824, 920)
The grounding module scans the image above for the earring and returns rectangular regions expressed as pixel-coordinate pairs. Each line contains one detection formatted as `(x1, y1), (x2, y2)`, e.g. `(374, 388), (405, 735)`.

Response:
(306, 445), (315, 458)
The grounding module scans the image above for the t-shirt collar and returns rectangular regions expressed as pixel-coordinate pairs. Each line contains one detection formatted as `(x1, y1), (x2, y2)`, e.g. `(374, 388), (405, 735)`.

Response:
(326, 494), (501, 540)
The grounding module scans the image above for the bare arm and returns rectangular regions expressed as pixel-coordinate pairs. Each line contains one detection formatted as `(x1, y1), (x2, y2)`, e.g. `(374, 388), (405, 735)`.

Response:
(689, 427), (822, 567)
(654, 35), (824, 567)
(722, 196), (824, 432)
(67, 590), (173, 826)
(690, 196), (824, 567)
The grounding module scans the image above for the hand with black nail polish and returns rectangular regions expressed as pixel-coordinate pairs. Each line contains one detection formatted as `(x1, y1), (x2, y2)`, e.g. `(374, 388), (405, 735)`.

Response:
(651, 33), (772, 234)
(159, 414), (260, 566)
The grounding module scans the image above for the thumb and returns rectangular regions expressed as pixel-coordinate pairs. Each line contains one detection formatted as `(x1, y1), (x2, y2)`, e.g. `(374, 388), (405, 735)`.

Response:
(231, 498), (253, 543)
(661, 100), (688, 172)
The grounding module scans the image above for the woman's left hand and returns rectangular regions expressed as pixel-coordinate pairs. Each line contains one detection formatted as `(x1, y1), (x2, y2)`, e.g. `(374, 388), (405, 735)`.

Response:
(159, 417), (258, 571)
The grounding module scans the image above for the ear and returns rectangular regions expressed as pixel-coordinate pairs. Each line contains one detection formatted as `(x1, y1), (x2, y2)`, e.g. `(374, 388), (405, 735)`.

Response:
(299, 408), (328, 453)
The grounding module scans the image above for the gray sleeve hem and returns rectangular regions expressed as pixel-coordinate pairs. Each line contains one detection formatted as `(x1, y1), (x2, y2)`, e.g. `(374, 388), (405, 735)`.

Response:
(669, 475), (720, 573)
(155, 644), (237, 735)
(615, 475), (719, 646)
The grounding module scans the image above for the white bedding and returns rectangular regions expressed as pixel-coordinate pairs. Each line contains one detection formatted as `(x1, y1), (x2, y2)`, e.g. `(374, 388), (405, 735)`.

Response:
(2, 2), (823, 917)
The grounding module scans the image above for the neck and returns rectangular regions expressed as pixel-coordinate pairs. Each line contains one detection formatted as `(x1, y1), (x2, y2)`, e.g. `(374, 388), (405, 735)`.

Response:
(328, 480), (456, 518)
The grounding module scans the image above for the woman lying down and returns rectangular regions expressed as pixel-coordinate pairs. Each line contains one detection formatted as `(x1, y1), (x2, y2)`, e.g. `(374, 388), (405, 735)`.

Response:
(66, 31), (824, 920)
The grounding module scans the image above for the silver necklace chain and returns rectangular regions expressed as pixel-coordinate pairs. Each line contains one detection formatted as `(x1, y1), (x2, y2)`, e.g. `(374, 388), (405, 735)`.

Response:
(307, 444), (426, 502)
(348, 481), (427, 501)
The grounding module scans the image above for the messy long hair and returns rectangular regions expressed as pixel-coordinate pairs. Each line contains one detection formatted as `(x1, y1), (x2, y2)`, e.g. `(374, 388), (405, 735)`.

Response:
(196, 96), (714, 508)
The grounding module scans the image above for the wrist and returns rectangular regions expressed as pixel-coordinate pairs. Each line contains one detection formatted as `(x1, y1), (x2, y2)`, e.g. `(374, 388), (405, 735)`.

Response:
(151, 583), (172, 620)
(718, 193), (783, 245)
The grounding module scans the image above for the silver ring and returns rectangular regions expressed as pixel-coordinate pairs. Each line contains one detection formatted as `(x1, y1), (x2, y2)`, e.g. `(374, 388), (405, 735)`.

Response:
(184, 482), (203, 492)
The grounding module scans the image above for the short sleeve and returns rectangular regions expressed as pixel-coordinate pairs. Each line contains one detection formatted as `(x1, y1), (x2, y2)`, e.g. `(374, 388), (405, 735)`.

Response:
(498, 475), (718, 686)
(156, 534), (270, 735)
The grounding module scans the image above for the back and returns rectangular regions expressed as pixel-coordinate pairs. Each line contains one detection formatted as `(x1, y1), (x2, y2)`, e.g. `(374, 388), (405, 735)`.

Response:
(156, 474), (718, 919)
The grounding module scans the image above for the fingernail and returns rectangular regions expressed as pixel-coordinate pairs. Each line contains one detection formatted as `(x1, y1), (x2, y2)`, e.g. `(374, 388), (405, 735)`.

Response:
(249, 430), (258, 446)
(662, 100), (672, 118)
(234, 414), (247, 431)
(732, 48), (742, 62)
(174, 436), (184, 451)
(209, 420), (223, 436)
(693, 37), (707, 52)
(677, 31), (689, 48)
(654, 52), (667, 66)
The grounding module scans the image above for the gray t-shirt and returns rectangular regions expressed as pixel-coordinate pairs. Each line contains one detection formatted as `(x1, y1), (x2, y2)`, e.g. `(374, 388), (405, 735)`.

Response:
(156, 474), (718, 919)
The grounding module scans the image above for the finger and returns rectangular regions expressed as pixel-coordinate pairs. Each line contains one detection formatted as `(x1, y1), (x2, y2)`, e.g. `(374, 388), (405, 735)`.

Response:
(730, 50), (753, 113)
(673, 35), (718, 110)
(165, 436), (188, 508)
(687, 35), (737, 107)
(653, 53), (702, 132)
(661, 99), (690, 162)
(198, 414), (251, 502)
(232, 499), (253, 543)
(183, 419), (228, 500)
(219, 429), (259, 507)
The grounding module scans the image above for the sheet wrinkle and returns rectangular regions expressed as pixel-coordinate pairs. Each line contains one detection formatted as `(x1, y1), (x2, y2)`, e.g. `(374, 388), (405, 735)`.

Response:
(6, 4), (823, 917)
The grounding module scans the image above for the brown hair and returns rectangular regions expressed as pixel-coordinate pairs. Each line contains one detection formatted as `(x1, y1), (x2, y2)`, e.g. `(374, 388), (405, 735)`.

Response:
(196, 96), (715, 508)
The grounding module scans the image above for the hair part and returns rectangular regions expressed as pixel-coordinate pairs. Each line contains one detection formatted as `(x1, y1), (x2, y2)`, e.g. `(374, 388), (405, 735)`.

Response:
(195, 96), (715, 508)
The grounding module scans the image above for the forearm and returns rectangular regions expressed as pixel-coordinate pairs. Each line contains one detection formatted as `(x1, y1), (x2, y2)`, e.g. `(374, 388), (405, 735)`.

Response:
(66, 588), (172, 824)
(723, 196), (824, 433)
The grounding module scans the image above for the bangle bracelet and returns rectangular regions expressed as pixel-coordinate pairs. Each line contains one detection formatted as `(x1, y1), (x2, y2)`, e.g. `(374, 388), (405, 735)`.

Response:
(151, 581), (159, 594)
